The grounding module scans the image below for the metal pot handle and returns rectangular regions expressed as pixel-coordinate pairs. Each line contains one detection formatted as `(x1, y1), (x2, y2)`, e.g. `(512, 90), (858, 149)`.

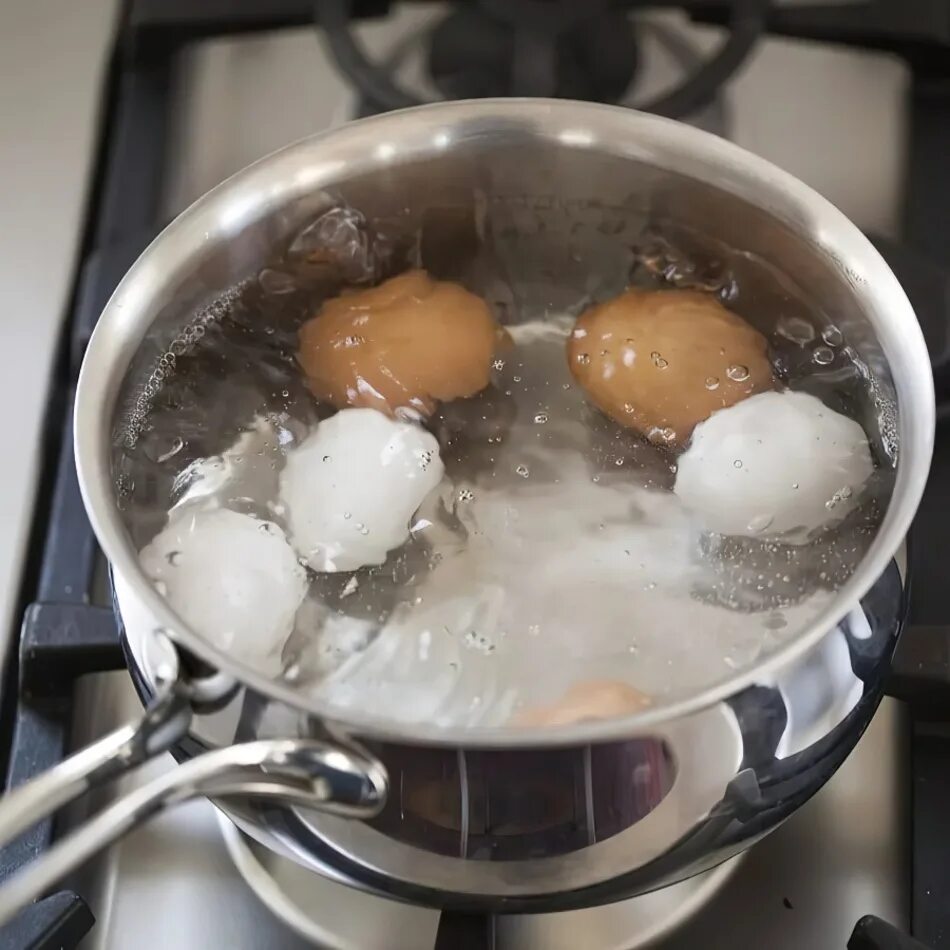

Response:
(0, 640), (387, 929)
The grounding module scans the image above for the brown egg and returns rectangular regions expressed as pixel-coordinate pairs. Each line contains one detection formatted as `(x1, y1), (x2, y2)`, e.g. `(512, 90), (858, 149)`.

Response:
(513, 679), (651, 727)
(568, 289), (774, 446)
(297, 269), (505, 417)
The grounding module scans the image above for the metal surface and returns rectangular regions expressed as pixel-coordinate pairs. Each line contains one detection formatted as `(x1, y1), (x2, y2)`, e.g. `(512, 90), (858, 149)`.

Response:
(89, 91), (927, 900)
(0, 639), (385, 927)
(73, 677), (908, 949)
(219, 699), (906, 949)
(221, 816), (743, 950)
(115, 569), (902, 907)
(79, 98), (933, 744)
(0, 0), (118, 683)
(0, 724), (139, 856)
(42, 10), (926, 947)
(67, 23), (935, 905)
(0, 735), (385, 928)
(160, 17), (909, 248)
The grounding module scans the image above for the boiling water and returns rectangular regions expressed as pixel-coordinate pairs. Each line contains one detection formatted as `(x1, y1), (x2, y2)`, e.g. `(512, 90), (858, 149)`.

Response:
(115, 208), (895, 728)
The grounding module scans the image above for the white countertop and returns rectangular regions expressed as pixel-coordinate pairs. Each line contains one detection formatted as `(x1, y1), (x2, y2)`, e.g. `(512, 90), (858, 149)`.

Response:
(0, 0), (117, 677)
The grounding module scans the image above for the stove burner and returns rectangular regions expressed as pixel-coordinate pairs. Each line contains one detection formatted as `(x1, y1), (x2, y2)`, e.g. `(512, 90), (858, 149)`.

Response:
(316, 0), (770, 119)
(427, 3), (638, 102)
(218, 815), (743, 950)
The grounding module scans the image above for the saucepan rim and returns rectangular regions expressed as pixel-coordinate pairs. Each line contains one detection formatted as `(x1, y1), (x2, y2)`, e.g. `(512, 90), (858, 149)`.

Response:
(75, 98), (935, 747)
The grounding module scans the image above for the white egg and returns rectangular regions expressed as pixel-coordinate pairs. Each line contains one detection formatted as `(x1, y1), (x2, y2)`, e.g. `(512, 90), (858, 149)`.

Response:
(674, 390), (874, 538)
(279, 407), (444, 572)
(139, 508), (307, 670)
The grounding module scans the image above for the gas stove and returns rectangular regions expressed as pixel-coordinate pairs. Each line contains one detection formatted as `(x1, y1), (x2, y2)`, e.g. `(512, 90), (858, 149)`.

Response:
(1, 2), (949, 948)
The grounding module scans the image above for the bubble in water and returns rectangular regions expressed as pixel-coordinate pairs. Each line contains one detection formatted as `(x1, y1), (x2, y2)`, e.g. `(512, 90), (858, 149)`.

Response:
(821, 325), (843, 347)
(513, 375), (522, 383)
(733, 459), (743, 469)
(726, 364), (750, 382)
(343, 511), (352, 520)
(119, 228), (895, 730)
(151, 437), (184, 464)
(647, 426), (676, 446)
(813, 346), (835, 366)
(776, 315), (816, 345)
(284, 662), (302, 682)
(463, 630), (495, 654)
(165, 550), (181, 566)
(746, 513), (773, 533)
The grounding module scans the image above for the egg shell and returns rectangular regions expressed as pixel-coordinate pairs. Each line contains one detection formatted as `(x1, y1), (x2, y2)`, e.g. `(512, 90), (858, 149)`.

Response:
(139, 508), (307, 669)
(567, 288), (774, 445)
(297, 269), (505, 417)
(512, 680), (651, 727)
(279, 407), (444, 572)
(674, 390), (874, 537)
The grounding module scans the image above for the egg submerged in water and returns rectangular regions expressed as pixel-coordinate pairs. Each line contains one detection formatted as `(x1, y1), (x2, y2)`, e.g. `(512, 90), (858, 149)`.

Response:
(568, 288), (774, 446)
(279, 407), (444, 572)
(674, 390), (875, 538)
(512, 680), (651, 727)
(139, 508), (307, 670)
(297, 269), (506, 418)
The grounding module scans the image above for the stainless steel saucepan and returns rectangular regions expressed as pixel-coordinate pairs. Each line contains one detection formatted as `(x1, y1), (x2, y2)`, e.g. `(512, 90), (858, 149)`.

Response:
(0, 99), (933, 924)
